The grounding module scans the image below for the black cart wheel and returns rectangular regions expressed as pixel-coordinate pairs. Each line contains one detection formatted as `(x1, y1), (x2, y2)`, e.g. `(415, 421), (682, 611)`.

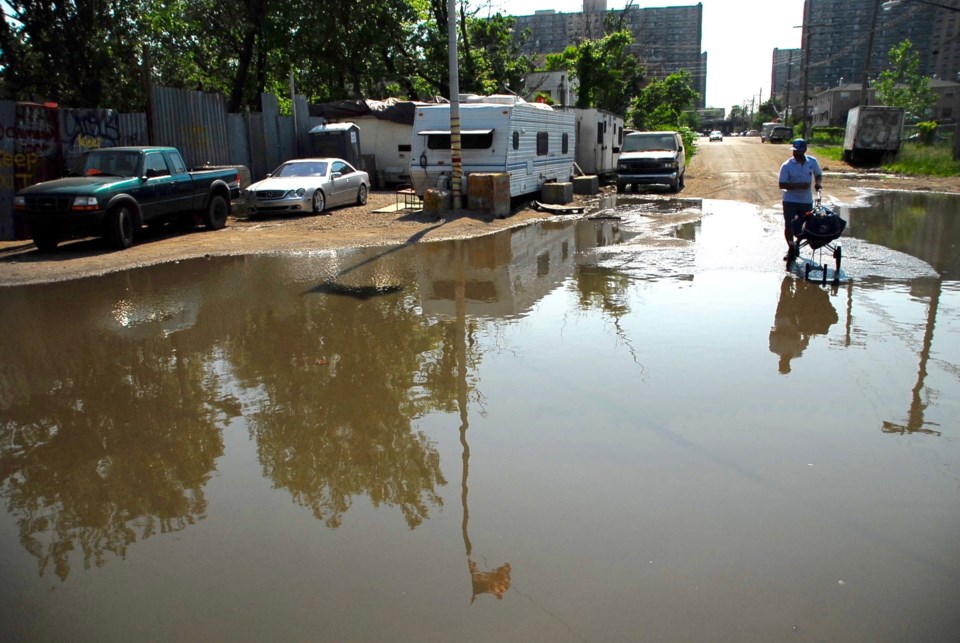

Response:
(834, 245), (842, 274)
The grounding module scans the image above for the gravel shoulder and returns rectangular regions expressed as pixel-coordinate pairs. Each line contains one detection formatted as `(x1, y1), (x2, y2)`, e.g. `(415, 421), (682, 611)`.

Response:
(2, 137), (958, 287)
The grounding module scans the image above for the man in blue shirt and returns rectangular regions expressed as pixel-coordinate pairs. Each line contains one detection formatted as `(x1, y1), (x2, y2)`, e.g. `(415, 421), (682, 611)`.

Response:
(778, 138), (823, 260)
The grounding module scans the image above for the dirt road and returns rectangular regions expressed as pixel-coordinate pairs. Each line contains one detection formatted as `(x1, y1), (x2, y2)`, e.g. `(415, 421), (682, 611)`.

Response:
(1, 137), (958, 286)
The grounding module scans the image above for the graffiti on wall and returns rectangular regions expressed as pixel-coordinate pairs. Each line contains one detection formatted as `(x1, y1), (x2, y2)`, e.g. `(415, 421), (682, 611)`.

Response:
(62, 109), (125, 153)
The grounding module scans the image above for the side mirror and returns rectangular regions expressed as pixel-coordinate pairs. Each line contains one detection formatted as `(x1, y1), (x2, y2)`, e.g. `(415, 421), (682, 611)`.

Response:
(612, 146), (621, 154)
(332, 172), (342, 179)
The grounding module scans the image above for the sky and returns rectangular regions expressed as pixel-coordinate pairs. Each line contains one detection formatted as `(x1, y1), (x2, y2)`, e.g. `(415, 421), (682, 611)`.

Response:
(477, 0), (808, 113)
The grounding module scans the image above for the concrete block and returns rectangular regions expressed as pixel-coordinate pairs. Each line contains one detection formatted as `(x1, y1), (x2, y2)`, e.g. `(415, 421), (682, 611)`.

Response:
(540, 182), (574, 205)
(423, 188), (451, 216)
(573, 175), (600, 195)
(467, 173), (511, 218)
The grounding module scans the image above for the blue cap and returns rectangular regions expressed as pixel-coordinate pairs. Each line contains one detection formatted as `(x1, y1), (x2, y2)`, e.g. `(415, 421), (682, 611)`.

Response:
(792, 138), (808, 152)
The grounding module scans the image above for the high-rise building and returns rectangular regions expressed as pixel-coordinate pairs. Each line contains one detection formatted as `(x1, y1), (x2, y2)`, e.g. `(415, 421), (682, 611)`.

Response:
(800, 0), (959, 95)
(512, 2), (707, 108)
(772, 48), (803, 115)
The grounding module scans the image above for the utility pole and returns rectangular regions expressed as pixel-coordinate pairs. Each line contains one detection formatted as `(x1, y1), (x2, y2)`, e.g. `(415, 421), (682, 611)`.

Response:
(800, 1), (811, 139)
(860, 0), (883, 106)
(447, 0), (462, 211)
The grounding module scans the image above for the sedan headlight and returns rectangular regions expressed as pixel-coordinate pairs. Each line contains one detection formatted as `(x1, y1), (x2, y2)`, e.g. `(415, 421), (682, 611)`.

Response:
(71, 196), (99, 211)
(286, 188), (306, 198)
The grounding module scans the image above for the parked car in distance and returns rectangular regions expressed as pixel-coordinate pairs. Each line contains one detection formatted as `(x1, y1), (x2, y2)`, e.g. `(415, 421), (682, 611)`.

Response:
(14, 146), (242, 251)
(769, 126), (794, 143)
(245, 158), (369, 215)
(709, 130), (723, 142)
(616, 130), (685, 193)
(746, 129), (760, 137)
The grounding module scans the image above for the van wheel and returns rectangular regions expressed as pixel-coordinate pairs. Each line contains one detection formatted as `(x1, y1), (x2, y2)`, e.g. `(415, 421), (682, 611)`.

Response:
(107, 205), (136, 249)
(679, 171), (685, 189)
(32, 229), (59, 252)
(616, 183), (625, 194)
(203, 194), (228, 229)
(669, 178), (680, 193)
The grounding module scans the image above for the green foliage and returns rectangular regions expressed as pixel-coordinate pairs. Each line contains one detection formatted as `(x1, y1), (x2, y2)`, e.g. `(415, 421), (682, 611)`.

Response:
(810, 127), (845, 145)
(463, 13), (535, 96)
(545, 30), (643, 114)
(913, 120), (939, 145)
(629, 70), (700, 130)
(875, 40), (937, 119)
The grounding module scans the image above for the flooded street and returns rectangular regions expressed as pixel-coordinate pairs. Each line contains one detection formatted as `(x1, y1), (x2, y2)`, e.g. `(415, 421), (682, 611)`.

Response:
(1, 191), (958, 641)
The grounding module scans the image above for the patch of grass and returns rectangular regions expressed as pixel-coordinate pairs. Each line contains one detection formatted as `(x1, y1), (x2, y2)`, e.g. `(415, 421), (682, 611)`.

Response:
(811, 142), (960, 176)
(884, 143), (960, 176)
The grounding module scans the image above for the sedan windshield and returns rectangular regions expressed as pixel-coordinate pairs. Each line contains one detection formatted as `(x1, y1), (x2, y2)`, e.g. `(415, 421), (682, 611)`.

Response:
(275, 162), (328, 177)
(621, 135), (677, 152)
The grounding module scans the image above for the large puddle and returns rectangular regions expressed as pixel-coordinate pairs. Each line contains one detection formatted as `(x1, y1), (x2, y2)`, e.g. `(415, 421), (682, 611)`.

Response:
(1, 191), (958, 640)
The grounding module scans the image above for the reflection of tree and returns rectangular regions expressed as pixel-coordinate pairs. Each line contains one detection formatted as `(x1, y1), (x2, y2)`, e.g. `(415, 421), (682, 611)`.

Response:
(228, 272), (449, 529)
(769, 277), (839, 374)
(0, 270), (231, 579)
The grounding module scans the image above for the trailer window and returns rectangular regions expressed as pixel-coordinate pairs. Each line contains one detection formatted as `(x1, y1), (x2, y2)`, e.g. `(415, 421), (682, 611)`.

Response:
(398, 144), (411, 152)
(427, 132), (493, 150)
(513, 131), (519, 150)
(597, 124), (603, 144)
(562, 133), (569, 154)
(537, 132), (548, 155)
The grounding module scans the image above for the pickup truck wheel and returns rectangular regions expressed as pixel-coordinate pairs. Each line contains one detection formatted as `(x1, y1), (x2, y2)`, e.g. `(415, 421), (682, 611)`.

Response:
(203, 194), (228, 230)
(356, 184), (368, 205)
(32, 229), (59, 252)
(107, 205), (135, 249)
(311, 189), (325, 214)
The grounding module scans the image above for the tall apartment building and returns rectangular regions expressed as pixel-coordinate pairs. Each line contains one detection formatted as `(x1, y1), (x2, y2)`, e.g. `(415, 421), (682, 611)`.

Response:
(772, 48), (803, 114)
(801, 0), (959, 95)
(512, 2), (707, 108)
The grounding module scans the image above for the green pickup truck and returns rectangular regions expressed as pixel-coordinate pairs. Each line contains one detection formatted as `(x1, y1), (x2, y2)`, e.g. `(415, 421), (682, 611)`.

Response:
(14, 146), (243, 251)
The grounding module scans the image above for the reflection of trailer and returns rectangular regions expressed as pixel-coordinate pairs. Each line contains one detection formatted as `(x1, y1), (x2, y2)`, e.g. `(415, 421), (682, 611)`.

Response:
(410, 95), (575, 198)
(566, 107), (624, 175)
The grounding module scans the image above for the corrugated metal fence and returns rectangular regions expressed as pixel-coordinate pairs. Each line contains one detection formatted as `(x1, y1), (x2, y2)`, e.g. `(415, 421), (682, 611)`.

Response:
(0, 86), (316, 241)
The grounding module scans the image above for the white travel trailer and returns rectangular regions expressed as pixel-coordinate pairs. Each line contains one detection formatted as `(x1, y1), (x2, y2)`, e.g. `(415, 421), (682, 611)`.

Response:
(409, 95), (575, 198)
(568, 107), (624, 175)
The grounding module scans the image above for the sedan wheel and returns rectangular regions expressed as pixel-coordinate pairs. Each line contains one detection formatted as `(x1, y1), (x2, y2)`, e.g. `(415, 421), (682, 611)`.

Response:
(312, 189), (326, 214)
(357, 183), (368, 205)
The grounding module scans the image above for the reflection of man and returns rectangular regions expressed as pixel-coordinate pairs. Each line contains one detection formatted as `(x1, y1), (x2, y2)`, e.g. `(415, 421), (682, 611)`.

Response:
(779, 138), (823, 260)
(769, 277), (839, 374)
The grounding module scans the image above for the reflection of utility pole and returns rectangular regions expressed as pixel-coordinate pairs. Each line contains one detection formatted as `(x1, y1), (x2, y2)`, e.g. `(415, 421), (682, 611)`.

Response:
(453, 240), (512, 602)
(882, 280), (943, 436)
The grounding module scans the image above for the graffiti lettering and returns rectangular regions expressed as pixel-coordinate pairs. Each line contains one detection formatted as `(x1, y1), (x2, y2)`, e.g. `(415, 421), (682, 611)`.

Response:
(63, 109), (121, 152)
(0, 151), (41, 170)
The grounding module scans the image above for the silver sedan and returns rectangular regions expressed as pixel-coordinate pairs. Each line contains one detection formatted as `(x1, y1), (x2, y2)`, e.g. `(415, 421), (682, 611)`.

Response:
(244, 158), (369, 215)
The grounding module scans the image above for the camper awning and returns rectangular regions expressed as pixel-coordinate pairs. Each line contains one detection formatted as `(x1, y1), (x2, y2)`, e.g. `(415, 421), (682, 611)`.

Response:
(416, 129), (494, 135)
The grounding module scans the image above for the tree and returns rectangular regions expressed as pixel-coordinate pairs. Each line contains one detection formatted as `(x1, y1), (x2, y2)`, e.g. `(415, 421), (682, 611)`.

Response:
(544, 30), (644, 114)
(875, 39), (937, 120)
(629, 70), (700, 130)
(463, 13), (535, 96)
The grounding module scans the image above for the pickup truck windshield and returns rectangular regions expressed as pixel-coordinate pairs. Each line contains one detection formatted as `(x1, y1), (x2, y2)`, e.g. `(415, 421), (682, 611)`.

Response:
(83, 151), (140, 177)
(621, 135), (677, 153)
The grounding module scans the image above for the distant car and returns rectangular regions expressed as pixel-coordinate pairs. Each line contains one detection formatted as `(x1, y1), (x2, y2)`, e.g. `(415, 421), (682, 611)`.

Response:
(709, 130), (723, 142)
(746, 129), (760, 137)
(245, 158), (369, 215)
(769, 126), (794, 143)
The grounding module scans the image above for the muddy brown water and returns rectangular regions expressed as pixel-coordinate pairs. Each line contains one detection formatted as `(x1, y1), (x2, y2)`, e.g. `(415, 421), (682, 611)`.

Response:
(1, 191), (958, 641)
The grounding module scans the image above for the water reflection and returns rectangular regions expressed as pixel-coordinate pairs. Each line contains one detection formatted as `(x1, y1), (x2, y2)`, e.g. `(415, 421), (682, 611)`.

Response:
(0, 193), (958, 639)
(769, 277), (839, 374)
